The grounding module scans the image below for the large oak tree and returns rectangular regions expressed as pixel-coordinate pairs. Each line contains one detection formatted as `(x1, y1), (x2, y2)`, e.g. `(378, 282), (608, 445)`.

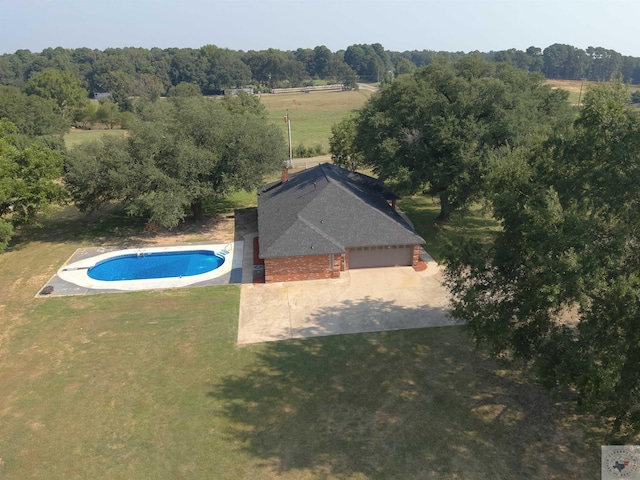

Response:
(355, 56), (572, 221)
(24, 68), (89, 123)
(445, 81), (640, 436)
(0, 119), (65, 251)
(65, 96), (286, 228)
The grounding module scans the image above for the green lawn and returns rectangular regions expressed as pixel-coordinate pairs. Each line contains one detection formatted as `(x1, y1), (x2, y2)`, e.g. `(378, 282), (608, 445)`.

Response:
(0, 199), (608, 479)
(398, 196), (502, 262)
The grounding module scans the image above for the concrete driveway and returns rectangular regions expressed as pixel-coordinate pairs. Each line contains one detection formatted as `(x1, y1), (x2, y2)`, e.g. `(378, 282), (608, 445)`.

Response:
(238, 254), (455, 345)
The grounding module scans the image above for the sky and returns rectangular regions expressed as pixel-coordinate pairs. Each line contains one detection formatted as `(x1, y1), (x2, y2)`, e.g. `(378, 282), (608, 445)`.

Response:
(2, 0), (640, 57)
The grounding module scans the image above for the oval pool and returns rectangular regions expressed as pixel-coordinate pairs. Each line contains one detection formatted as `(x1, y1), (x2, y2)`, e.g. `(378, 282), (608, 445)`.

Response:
(88, 250), (226, 281)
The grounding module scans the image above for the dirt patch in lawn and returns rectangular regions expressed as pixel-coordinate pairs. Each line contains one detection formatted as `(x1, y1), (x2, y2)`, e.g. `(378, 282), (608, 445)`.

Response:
(131, 214), (236, 245)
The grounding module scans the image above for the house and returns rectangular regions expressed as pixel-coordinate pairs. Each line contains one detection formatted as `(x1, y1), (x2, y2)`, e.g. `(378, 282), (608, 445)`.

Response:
(257, 163), (425, 283)
(92, 92), (112, 100)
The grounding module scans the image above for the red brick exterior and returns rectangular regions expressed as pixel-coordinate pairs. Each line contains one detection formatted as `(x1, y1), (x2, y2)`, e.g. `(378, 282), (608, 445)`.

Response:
(262, 245), (421, 282)
(264, 254), (343, 283)
(412, 244), (421, 267)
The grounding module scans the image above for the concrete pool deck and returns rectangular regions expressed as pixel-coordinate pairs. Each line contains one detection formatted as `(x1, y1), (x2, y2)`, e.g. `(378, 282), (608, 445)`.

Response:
(37, 241), (243, 297)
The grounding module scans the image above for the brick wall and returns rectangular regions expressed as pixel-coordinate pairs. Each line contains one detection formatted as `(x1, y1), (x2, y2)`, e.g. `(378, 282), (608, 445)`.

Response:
(263, 246), (420, 282)
(264, 254), (342, 283)
(412, 244), (421, 267)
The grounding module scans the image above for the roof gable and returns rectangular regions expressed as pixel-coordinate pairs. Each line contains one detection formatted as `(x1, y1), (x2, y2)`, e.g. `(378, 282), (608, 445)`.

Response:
(258, 164), (424, 258)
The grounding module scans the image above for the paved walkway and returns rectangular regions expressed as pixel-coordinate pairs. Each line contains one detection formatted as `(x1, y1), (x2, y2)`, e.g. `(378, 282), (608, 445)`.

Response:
(238, 233), (456, 345)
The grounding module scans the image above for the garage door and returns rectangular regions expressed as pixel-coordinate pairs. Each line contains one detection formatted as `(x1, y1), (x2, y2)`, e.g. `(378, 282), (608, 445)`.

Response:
(348, 246), (413, 269)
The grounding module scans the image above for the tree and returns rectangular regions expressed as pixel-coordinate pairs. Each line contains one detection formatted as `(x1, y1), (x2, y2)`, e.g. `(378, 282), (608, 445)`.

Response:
(542, 43), (588, 80)
(395, 57), (416, 76)
(344, 44), (391, 82)
(65, 96), (286, 227)
(167, 82), (201, 97)
(355, 56), (572, 221)
(76, 101), (97, 129)
(526, 46), (544, 72)
(222, 91), (267, 117)
(131, 73), (165, 101)
(324, 56), (357, 88)
(294, 48), (315, 77)
(445, 81), (640, 436)
(24, 68), (89, 122)
(169, 48), (206, 91)
(94, 99), (120, 129)
(0, 86), (67, 136)
(244, 49), (289, 87)
(329, 115), (364, 171)
(63, 135), (137, 214)
(313, 45), (332, 77)
(92, 69), (135, 110)
(0, 119), (65, 251)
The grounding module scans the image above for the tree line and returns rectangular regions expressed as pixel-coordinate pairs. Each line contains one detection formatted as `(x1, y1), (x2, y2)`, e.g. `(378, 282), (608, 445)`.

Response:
(394, 44), (640, 83)
(0, 44), (365, 98)
(1, 42), (639, 103)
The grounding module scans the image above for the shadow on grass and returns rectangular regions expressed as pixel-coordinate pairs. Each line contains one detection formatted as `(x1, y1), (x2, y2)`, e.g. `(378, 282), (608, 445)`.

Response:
(10, 195), (256, 251)
(213, 299), (601, 479)
(399, 196), (500, 263)
(10, 204), (149, 249)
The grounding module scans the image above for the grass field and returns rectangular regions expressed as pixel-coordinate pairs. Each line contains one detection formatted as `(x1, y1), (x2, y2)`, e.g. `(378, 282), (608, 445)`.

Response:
(259, 89), (373, 153)
(64, 80), (639, 151)
(65, 90), (372, 153)
(64, 128), (128, 149)
(546, 78), (640, 105)
(0, 193), (610, 479)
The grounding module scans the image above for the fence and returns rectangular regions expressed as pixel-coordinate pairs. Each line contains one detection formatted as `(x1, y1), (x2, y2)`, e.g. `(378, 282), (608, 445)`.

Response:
(270, 84), (345, 94)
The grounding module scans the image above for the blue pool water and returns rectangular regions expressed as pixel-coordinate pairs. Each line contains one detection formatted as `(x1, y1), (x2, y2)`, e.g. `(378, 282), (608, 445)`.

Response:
(88, 250), (225, 281)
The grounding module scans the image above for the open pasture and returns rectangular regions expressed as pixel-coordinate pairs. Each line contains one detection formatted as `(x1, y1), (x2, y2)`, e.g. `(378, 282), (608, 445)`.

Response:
(259, 89), (373, 152)
(546, 78), (640, 105)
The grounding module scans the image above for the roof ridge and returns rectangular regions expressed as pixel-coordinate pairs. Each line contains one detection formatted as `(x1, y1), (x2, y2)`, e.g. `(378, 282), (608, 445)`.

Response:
(318, 163), (332, 183)
(326, 175), (421, 239)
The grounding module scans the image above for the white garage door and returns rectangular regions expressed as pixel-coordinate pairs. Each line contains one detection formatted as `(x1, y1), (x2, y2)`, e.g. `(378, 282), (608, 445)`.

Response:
(348, 246), (413, 269)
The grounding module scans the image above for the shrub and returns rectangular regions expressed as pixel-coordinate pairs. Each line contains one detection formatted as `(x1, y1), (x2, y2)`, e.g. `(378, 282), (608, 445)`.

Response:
(294, 143), (326, 158)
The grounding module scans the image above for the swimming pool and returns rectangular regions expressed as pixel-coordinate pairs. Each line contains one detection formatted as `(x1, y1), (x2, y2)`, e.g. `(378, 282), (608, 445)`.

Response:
(88, 250), (226, 281)
(57, 243), (238, 292)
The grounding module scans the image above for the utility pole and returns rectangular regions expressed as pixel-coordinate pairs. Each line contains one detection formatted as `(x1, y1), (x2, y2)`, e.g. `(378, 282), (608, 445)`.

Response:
(577, 78), (585, 106)
(284, 109), (293, 168)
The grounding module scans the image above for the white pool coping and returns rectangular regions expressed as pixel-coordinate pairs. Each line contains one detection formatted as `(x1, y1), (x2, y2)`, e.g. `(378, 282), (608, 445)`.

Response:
(57, 243), (238, 291)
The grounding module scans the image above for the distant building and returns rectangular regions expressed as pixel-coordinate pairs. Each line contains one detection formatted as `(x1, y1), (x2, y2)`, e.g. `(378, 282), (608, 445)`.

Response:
(224, 88), (254, 96)
(92, 92), (112, 100)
